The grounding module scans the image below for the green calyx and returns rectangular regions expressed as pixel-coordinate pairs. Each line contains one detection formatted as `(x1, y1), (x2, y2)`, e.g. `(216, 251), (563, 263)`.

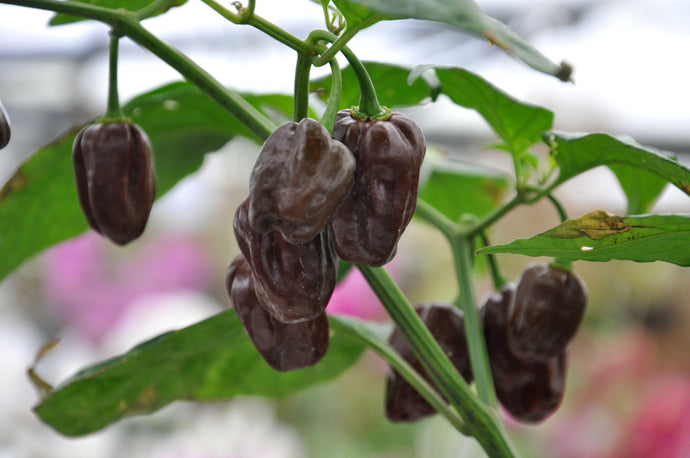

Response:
(350, 105), (392, 122)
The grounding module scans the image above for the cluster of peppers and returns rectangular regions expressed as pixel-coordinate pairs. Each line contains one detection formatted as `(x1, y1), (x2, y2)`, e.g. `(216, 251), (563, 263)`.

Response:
(225, 111), (426, 371)
(385, 263), (587, 424)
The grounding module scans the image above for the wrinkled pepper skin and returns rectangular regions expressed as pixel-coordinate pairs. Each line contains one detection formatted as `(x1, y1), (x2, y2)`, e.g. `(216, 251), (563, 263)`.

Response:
(234, 197), (337, 323)
(385, 303), (472, 422)
(481, 286), (566, 423)
(249, 118), (355, 245)
(508, 263), (587, 362)
(226, 255), (329, 372)
(0, 99), (10, 149)
(72, 122), (156, 245)
(330, 109), (426, 266)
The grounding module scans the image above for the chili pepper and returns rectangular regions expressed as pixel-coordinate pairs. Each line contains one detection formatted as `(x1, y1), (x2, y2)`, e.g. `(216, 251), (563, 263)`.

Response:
(385, 302), (472, 422)
(0, 99), (10, 149)
(249, 117), (355, 245)
(72, 122), (156, 245)
(226, 255), (329, 372)
(481, 286), (566, 423)
(508, 263), (587, 362)
(330, 109), (426, 266)
(234, 197), (337, 323)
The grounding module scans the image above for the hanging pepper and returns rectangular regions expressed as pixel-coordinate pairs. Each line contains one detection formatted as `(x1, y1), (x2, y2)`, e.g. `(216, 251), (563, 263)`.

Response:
(72, 122), (156, 245)
(226, 255), (329, 372)
(481, 286), (566, 423)
(330, 109), (426, 266)
(234, 197), (337, 323)
(385, 303), (472, 422)
(507, 263), (587, 362)
(249, 117), (355, 245)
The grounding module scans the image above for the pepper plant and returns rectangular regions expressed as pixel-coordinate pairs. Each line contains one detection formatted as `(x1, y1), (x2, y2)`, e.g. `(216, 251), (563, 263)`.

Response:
(1, 1), (690, 457)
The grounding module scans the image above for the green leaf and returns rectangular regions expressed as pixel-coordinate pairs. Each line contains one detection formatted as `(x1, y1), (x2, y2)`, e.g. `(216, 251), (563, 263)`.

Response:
(545, 132), (690, 199)
(609, 164), (668, 214)
(433, 67), (554, 154)
(479, 210), (690, 266)
(418, 153), (509, 221)
(34, 310), (366, 436)
(0, 82), (290, 282)
(311, 62), (432, 109)
(50, 0), (186, 25)
(334, 0), (571, 80)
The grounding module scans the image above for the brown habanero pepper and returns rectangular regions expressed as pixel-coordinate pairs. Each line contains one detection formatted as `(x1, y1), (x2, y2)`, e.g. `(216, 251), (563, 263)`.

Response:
(234, 197), (337, 323)
(385, 303), (472, 422)
(330, 109), (426, 266)
(481, 285), (567, 424)
(507, 263), (587, 363)
(249, 117), (355, 245)
(72, 122), (156, 245)
(226, 255), (329, 372)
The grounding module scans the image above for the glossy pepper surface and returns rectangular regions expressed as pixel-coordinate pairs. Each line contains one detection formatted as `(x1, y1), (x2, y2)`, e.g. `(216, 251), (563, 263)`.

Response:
(249, 117), (355, 245)
(508, 263), (587, 362)
(385, 303), (472, 422)
(72, 122), (156, 245)
(234, 197), (337, 323)
(481, 286), (566, 423)
(0, 99), (10, 149)
(330, 109), (426, 266)
(226, 255), (329, 372)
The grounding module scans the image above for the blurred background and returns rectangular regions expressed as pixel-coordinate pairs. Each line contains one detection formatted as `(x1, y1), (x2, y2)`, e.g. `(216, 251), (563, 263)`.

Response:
(1, 0), (690, 456)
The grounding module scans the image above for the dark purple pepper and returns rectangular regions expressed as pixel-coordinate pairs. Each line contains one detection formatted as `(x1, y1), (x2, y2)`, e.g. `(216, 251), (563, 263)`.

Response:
(249, 117), (355, 245)
(330, 109), (426, 266)
(385, 303), (472, 422)
(481, 286), (566, 424)
(72, 122), (156, 245)
(508, 263), (587, 362)
(234, 197), (337, 323)
(226, 255), (329, 372)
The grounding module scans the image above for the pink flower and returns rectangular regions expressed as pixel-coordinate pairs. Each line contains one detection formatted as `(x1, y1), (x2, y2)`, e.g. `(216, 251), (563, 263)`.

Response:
(610, 374), (690, 458)
(43, 232), (211, 343)
(326, 266), (396, 322)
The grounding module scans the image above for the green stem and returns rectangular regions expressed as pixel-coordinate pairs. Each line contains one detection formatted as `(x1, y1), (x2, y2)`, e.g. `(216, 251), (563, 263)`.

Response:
(546, 193), (568, 222)
(2, 0), (275, 141)
(320, 58), (341, 133)
(415, 200), (500, 407)
(200, 0), (312, 54)
(329, 315), (469, 434)
(413, 199), (458, 241)
(312, 15), (381, 67)
(307, 30), (389, 120)
(481, 232), (509, 290)
(464, 194), (525, 238)
(356, 265), (516, 458)
(104, 30), (124, 120)
(450, 236), (497, 407)
(293, 52), (312, 122)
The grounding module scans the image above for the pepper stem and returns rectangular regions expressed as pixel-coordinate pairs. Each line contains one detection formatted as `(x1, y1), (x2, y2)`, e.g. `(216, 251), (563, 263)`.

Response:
(320, 57), (341, 133)
(104, 29), (125, 121)
(293, 52), (312, 122)
(307, 30), (390, 121)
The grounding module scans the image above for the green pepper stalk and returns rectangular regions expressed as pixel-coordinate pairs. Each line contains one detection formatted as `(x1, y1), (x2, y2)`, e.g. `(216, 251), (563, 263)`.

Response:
(293, 52), (313, 122)
(320, 58), (342, 134)
(308, 30), (390, 121)
(103, 30), (125, 121)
